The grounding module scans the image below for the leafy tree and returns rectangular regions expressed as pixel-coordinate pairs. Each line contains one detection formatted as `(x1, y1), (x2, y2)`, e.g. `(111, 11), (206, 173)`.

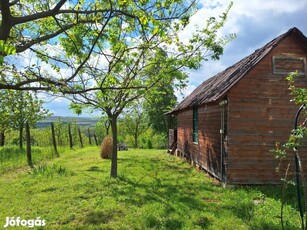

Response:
(0, 0), (164, 90)
(96, 116), (111, 137)
(122, 102), (148, 148)
(69, 1), (234, 177)
(144, 82), (177, 135)
(1, 89), (51, 148)
(0, 0), (232, 93)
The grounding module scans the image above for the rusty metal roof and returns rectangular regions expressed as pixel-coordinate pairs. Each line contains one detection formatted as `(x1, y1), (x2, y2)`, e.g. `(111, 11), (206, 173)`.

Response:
(169, 27), (307, 114)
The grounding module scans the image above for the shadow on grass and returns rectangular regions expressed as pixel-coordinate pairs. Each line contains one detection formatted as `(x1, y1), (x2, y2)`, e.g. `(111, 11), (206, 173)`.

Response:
(86, 166), (103, 172)
(112, 173), (215, 229)
(242, 184), (302, 213)
(83, 153), (301, 229)
(88, 156), (217, 228)
(84, 210), (113, 225)
(41, 187), (58, 193)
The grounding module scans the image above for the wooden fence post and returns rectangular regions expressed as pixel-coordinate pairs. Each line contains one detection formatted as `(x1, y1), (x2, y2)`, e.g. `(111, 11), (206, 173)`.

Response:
(93, 134), (98, 146)
(0, 130), (4, 146)
(51, 122), (59, 157)
(25, 121), (33, 168)
(68, 123), (73, 149)
(88, 128), (92, 145)
(78, 126), (83, 148)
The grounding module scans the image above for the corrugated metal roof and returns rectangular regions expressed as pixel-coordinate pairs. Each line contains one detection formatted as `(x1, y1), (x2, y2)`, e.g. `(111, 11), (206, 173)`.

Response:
(168, 27), (307, 114)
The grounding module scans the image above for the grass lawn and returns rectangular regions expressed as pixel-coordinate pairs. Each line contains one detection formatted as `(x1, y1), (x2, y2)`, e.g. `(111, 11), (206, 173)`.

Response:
(0, 147), (302, 229)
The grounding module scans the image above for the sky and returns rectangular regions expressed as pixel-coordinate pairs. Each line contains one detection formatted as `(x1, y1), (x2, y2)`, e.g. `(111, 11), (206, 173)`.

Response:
(43, 0), (307, 117)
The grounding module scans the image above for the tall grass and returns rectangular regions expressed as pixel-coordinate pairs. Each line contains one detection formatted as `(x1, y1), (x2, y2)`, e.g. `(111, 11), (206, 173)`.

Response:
(0, 145), (57, 173)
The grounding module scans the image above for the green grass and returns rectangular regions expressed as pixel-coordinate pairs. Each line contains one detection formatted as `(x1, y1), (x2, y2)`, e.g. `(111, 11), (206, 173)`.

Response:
(0, 145), (77, 174)
(0, 147), (303, 229)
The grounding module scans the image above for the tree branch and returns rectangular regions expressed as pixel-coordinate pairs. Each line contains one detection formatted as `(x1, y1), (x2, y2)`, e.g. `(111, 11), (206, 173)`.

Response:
(0, 0), (13, 40)
(12, 0), (67, 25)
(64, 11), (114, 83)
(0, 0), (19, 9)
(16, 18), (97, 53)
(9, 0), (19, 6)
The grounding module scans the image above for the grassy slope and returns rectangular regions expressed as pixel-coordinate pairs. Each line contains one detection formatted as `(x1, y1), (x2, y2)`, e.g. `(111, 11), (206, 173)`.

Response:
(0, 147), (302, 229)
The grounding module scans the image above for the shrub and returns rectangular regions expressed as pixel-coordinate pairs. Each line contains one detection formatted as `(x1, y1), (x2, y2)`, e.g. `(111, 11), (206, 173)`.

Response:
(152, 133), (167, 149)
(100, 136), (113, 159)
(147, 139), (153, 149)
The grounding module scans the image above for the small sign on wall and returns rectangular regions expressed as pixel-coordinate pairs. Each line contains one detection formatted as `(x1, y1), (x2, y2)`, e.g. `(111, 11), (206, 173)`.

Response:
(272, 56), (306, 75)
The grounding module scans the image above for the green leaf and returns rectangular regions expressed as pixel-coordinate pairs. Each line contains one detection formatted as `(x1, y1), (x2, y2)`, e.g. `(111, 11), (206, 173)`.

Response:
(139, 15), (148, 25)
(153, 27), (159, 34)
(69, 103), (83, 115)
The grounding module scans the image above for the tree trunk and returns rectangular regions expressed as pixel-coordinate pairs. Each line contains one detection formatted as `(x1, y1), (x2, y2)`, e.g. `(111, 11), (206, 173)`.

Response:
(136, 124), (140, 148)
(51, 122), (59, 157)
(110, 115), (118, 178)
(0, 131), (5, 146)
(25, 121), (33, 168)
(19, 127), (23, 149)
(105, 120), (111, 136)
(134, 134), (138, 148)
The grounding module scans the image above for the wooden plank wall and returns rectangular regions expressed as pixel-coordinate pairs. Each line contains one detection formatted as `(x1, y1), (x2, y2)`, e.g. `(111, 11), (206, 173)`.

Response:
(177, 103), (222, 179)
(227, 33), (307, 184)
(168, 129), (175, 148)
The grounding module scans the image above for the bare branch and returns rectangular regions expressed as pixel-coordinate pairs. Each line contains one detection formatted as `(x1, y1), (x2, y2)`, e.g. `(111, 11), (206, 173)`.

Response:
(29, 47), (73, 68)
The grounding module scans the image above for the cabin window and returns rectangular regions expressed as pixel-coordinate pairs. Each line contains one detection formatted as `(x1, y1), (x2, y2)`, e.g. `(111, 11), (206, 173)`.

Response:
(193, 107), (198, 143)
(272, 56), (306, 75)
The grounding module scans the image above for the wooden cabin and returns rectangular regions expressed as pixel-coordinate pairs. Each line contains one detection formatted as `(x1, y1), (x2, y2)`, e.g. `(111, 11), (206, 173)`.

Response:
(167, 27), (307, 185)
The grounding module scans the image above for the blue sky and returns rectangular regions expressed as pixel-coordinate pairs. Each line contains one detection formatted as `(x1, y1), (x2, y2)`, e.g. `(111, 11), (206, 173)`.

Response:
(43, 0), (307, 117)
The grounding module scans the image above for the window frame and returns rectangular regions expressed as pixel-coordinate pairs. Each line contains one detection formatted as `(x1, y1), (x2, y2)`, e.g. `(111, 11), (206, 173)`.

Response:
(192, 106), (199, 143)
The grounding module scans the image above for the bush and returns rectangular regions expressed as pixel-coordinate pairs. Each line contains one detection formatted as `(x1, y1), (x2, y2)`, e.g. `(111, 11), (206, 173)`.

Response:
(152, 133), (167, 149)
(124, 135), (134, 148)
(147, 139), (153, 149)
(100, 136), (113, 159)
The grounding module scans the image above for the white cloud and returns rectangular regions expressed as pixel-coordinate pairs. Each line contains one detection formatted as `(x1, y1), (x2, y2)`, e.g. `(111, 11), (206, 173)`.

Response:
(178, 0), (307, 102)
(231, 0), (307, 17)
(179, 0), (230, 41)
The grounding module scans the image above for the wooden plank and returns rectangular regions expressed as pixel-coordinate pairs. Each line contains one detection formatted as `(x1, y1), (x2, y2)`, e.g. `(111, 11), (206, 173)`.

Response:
(225, 40), (307, 184)
(176, 102), (222, 177)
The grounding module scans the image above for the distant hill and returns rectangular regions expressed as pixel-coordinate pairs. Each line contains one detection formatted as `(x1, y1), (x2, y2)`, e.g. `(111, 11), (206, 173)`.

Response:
(36, 116), (98, 128)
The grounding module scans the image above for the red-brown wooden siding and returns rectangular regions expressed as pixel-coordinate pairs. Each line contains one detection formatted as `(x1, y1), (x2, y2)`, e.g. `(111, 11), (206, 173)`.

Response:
(175, 31), (307, 184)
(177, 103), (222, 179)
(227, 33), (307, 184)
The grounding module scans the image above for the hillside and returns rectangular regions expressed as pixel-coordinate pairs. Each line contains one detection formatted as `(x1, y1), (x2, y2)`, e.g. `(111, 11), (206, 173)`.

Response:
(36, 116), (98, 128)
